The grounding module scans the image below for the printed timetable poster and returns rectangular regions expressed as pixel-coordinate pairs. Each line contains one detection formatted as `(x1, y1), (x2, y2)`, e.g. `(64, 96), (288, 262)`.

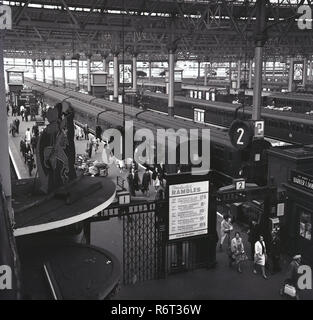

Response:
(169, 181), (209, 240)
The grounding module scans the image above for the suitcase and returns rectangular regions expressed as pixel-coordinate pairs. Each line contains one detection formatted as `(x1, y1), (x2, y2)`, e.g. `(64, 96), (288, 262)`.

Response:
(283, 284), (297, 298)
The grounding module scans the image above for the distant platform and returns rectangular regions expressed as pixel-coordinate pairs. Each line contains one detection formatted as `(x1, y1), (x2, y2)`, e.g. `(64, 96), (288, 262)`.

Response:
(13, 176), (116, 237)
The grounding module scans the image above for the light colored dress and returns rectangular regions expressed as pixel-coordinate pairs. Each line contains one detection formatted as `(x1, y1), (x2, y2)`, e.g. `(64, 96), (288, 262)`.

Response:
(254, 240), (266, 266)
(220, 219), (233, 245)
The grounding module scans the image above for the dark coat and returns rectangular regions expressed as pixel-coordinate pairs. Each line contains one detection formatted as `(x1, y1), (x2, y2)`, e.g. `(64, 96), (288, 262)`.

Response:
(142, 172), (151, 190)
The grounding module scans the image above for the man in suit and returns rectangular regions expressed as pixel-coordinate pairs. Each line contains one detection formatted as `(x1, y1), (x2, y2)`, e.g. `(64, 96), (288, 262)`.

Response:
(127, 168), (138, 197)
(141, 168), (151, 196)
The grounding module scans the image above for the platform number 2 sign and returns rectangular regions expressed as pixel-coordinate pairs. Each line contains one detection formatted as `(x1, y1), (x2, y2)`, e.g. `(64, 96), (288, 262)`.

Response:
(0, 5), (12, 30)
(229, 120), (253, 150)
(236, 128), (245, 145)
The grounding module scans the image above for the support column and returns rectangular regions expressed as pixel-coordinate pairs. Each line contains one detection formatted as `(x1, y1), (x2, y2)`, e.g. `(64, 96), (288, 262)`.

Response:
(113, 52), (119, 101)
(0, 36), (12, 220)
(303, 58), (308, 87)
(309, 60), (313, 82)
(101, 52), (109, 73)
(148, 59), (152, 81)
(132, 53), (138, 91)
(42, 59), (46, 83)
(86, 54), (92, 95)
(32, 59), (36, 80)
(288, 57), (294, 92)
(237, 60), (241, 89)
(61, 56), (66, 88)
(204, 63), (208, 86)
(248, 59), (253, 89)
(283, 62), (287, 79)
(51, 58), (55, 85)
(252, 0), (267, 121)
(168, 47), (176, 117)
(76, 55), (80, 91)
(272, 59), (276, 80)
(198, 61), (201, 79)
(263, 60), (267, 80)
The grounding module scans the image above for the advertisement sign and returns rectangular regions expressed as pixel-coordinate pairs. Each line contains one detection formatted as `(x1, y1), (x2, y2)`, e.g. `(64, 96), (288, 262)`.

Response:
(293, 61), (304, 82)
(169, 181), (209, 240)
(0, 5), (12, 30)
(8, 72), (23, 85)
(119, 63), (132, 86)
(291, 170), (313, 192)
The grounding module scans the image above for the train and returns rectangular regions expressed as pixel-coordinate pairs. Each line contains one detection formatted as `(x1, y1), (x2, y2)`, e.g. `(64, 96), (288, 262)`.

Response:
(133, 91), (313, 145)
(25, 78), (269, 186)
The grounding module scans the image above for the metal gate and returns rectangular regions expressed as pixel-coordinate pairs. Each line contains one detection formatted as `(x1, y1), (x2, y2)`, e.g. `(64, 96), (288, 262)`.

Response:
(123, 208), (161, 285)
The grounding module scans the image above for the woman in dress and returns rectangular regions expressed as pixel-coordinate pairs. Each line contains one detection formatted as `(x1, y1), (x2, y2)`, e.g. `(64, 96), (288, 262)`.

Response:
(219, 216), (233, 251)
(230, 232), (248, 273)
(253, 235), (268, 279)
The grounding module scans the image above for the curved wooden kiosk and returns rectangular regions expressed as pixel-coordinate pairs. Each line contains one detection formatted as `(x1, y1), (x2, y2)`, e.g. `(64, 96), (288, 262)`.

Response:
(13, 176), (116, 237)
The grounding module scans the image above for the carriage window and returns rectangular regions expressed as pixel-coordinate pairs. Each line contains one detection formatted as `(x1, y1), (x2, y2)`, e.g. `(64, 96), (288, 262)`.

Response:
(194, 109), (205, 123)
(299, 210), (312, 241)
(198, 91), (202, 99)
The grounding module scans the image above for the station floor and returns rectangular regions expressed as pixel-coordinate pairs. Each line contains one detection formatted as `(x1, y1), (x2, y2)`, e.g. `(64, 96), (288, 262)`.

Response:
(8, 115), (313, 300)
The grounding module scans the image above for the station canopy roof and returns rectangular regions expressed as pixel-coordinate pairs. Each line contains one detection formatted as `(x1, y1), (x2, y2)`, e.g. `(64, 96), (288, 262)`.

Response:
(1, 0), (312, 62)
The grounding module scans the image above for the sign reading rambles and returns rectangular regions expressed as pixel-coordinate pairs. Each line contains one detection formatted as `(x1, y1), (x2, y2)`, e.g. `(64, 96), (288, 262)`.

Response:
(169, 181), (209, 240)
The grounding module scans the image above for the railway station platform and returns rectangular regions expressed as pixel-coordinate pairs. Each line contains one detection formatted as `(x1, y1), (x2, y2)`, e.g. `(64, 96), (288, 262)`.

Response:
(113, 220), (313, 301)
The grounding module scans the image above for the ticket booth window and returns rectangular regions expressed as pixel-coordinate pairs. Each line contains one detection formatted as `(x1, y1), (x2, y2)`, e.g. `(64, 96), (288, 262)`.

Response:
(194, 109), (205, 123)
(299, 210), (312, 241)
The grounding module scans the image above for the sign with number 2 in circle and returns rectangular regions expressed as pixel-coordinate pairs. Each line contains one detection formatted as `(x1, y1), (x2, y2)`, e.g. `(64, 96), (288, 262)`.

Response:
(229, 120), (253, 150)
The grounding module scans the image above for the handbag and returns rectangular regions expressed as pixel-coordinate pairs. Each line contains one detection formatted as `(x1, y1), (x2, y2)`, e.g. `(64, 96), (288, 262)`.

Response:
(283, 284), (296, 298)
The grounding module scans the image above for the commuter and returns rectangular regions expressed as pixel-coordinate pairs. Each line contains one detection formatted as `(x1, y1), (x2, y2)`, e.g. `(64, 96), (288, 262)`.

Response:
(86, 138), (93, 159)
(95, 125), (102, 141)
(152, 167), (161, 191)
(219, 215), (233, 251)
(83, 124), (89, 140)
(26, 151), (35, 176)
(94, 138), (100, 153)
(12, 105), (17, 117)
(230, 232), (248, 273)
(9, 122), (17, 137)
(25, 128), (32, 145)
(25, 106), (30, 122)
(75, 126), (80, 140)
(247, 220), (260, 260)
(155, 185), (165, 201)
(24, 143), (31, 163)
(269, 229), (281, 274)
(253, 235), (268, 279)
(41, 106), (46, 121)
(31, 135), (38, 154)
(141, 168), (151, 196)
(14, 118), (20, 134)
(280, 255), (302, 300)
(20, 105), (25, 121)
(20, 139), (27, 159)
(32, 123), (39, 137)
(127, 168), (139, 197)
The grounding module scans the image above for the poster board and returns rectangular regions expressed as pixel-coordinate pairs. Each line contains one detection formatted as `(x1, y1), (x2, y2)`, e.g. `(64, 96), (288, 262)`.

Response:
(118, 62), (132, 87)
(168, 180), (209, 240)
(293, 61), (304, 83)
